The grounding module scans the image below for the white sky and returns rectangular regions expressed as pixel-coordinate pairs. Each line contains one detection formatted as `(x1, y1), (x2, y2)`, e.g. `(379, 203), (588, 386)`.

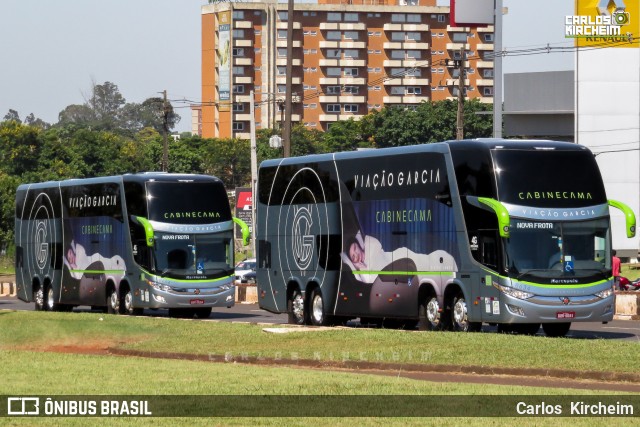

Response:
(0, 0), (575, 133)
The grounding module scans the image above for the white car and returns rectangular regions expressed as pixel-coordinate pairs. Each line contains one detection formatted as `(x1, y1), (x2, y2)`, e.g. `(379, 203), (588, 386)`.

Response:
(234, 258), (256, 285)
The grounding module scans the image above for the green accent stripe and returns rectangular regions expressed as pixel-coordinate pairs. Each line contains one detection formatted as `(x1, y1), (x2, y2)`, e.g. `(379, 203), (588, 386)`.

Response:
(480, 267), (611, 289)
(354, 270), (454, 276)
(70, 269), (125, 274)
(140, 268), (233, 285)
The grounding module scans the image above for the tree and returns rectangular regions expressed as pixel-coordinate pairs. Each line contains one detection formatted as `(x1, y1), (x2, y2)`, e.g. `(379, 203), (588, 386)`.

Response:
(201, 138), (250, 189)
(120, 97), (181, 135)
(3, 109), (21, 123)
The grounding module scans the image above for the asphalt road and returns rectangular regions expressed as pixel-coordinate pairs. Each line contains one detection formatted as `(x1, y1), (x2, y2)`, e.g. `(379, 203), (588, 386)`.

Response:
(1, 295), (639, 341)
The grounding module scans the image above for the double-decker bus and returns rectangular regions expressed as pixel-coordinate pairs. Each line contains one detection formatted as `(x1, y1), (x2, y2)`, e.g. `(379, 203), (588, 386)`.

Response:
(15, 173), (249, 318)
(256, 139), (635, 336)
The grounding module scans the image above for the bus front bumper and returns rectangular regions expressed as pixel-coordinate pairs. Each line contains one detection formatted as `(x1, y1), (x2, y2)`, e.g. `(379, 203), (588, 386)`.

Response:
(142, 285), (236, 309)
(494, 293), (615, 323)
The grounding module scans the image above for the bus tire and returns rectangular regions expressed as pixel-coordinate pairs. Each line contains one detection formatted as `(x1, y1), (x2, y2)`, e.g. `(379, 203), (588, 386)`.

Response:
(287, 290), (305, 325)
(451, 292), (481, 332)
(123, 287), (143, 316)
(34, 285), (45, 311)
(309, 288), (326, 326)
(194, 307), (212, 319)
(542, 322), (571, 337)
(419, 295), (442, 331)
(107, 288), (120, 314)
(45, 283), (62, 312)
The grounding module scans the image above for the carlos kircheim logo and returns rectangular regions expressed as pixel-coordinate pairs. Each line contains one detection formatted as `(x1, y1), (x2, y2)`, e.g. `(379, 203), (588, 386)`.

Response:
(565, 0), (632, 40)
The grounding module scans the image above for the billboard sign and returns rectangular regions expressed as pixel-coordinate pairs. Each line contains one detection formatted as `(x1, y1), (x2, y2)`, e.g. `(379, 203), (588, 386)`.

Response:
(235, 187), (252, 239)
(451, 0), (494, 28)
(567, 0), (638, 48)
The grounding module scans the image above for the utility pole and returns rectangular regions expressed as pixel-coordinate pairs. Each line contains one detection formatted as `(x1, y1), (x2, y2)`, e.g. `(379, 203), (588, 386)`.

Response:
(493, 0), (503, 138)
(456, 47), (465, 140)
(282, 0), (294, 157)
(161, 89), (169, 172)
(249, 90), (257, 256)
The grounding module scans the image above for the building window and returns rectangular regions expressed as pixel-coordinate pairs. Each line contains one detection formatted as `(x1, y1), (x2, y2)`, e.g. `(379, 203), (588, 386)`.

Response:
(327, 31), (341, 40)
(277, 66), (286, 75)
(344, 49), (358, 59)
(327, 86), (341, 94)
(233, 66), (244, 75)
(277, 48), (287, 57)
(407, 14), (421, 23)
(484, 33), (494, 42)
(437, 15), (445, 23)
(344, 104), (359, 113)
(233, 29), (244, 38)
(344, 13), (359, 22)
(277, 85), (286, 93)
(483, 69), (494, 78)
(483, 87), (493, 96)
(328, 12), (341, 21)
(452, 32), (468, 43)
(233, 85), (244, 94)
(232, 122), (244, 131)
(233, 48), (245, 57)
(327, 104), (340, 112)
(277, 29), (287, 39)
(233, 11), (244, 20)
(327, 49), (341, 59)
(254, 29), (261, 36)
(406, 32), (420, 41)
(232, 103), (244, 112)
(254, 66), (261, 72)
(392, 14), (406, 23)
(343, 86), (359, 94)
(407, 87), (421, 95)
(327, 67), (341, 76)
(344, 31), (358, 41)
(391, 86), (405, 95)
(278, 11), (288, 21)
(344, 68), (358, 77)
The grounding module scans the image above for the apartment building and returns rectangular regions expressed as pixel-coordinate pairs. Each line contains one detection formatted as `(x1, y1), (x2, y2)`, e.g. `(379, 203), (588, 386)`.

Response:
(200, 0), (494, 139)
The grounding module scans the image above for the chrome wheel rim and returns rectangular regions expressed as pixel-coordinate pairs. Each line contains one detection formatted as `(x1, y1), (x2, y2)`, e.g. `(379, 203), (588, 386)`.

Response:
(124, 291), (133, 313)
(46, 287), (54, 310)
(312, 294), (323, 323)
(292, 294), (304, 321)
(453, 297), (468, 329)
(110, 291), (119, 311)
(35, 287), (44, 308)
(426, 298), (440, 325)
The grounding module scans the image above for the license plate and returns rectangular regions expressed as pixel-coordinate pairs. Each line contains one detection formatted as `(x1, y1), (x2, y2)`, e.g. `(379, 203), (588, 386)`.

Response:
(190, 299), (205, 305)
(556, 311), (575, 319)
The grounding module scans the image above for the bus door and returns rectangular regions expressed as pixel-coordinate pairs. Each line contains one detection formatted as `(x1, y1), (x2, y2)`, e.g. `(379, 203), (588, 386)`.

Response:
(468, 229), (503, 321)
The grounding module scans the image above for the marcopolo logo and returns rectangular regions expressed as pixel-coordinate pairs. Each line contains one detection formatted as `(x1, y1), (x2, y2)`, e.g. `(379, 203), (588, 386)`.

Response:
(566, 0), (632, 40)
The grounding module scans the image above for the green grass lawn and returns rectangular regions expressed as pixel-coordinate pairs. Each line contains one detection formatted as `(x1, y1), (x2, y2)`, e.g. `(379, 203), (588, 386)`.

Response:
(1, 311), (638, 425)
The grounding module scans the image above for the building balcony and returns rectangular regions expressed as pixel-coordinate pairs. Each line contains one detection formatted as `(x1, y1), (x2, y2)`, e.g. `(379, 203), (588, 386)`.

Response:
(402, 42), (429, 50)
(276, 22), (301, 30)
(476, 60), (494, 68)
(447, 25), (469, 32)
(276, 76), (301, 84)
(383, 95), (429, 104)
(320, 22), (366, 31)
(445, 79), (471, 86)
(384, 23), (430, 32)
(383, 77), (430, 86)
(479, 96), (493, 103)
(276, 40), (301, 48)
(336, 41), (367, 49)
(234, 95), (252, 103)
(319, 96), (366, 103)
(276, 58), (301, 66)
(233, 39), (252, 47)
(446, 43), (470, 51)
(235, 132), (251, 139)
(234, 113), (252, 121)
(319, 41), (339, 49)
(383, 59), (428, 68)
(234, 20), (252, 29)
(476, 79), (494, 86)
(319, 59), (338, 66)
(476, 43), (494, 51)
(234, 57), (253, 66)
(319, 77), (366, 85)
(233, 76), (253, 84)
(476, 26), (495, 32)
(383, 42), (402, 49)
(339, 59), (366, 67)
(319, 114), (339, 122)
(319, 96), (338, 103)
(383, 96), (402, 103)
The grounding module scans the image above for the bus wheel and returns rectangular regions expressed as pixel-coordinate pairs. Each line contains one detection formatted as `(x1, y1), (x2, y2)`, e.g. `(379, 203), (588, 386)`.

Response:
(123, 288), (143, 316)
(45, 284), (61, 312)
(419, 296), (442, 331)
(309, 288), (326, 326)
(106, 288), (120, 314)
(542, 322), (571, 337)
(451, 293), (481, 332)
(287, 291), (305, 325)
(194, 307), (212, 319)
(34, 286), (45, 311)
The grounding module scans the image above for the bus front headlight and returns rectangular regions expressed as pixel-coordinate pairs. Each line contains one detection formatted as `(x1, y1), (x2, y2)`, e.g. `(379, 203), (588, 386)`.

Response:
(596, 288), (614, 299)
(495, 284), (534, 300)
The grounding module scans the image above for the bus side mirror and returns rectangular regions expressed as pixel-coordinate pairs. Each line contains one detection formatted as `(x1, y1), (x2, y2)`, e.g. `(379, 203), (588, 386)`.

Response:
(233, 217), (251, 246)
(131, 216), (154, 247)
(466, 196), (510, 238)
(608, 200), (636, 238)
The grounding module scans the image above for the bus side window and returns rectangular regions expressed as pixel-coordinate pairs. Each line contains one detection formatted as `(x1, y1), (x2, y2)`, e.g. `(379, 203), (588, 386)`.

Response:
(258, 240), (271, 269)
(470, 231), (499, 271)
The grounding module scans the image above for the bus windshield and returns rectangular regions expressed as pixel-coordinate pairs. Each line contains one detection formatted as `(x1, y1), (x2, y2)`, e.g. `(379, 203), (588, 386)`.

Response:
(505, 218), (611, 281)
(154, 231), (234, 279)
